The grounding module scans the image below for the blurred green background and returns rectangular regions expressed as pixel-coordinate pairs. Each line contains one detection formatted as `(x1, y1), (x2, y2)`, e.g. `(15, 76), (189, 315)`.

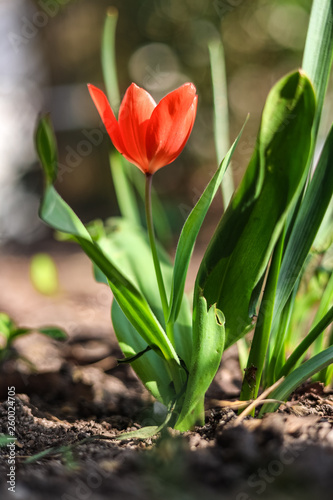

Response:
(3, 0), (330, 245)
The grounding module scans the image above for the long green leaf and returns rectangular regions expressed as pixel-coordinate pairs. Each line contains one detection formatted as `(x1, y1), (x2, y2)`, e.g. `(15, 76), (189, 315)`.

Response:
(260, 345), (333, 415)
(101, 8), (120, 110)
(93, 217), (192, 368)
(195, 70), (316, 348)
(240, 232), (284, 402)
(91, 217), (191, 404)
(273, 124), (333, 324)
(101, 10), (171, 241)
(35, 113), (57, 185)
(109, 152), (141, 226)
(41, 187), (179, 366)
(278, 306), (333, 378)
(209, 40), (234, 207)
(302, 0), (333, 138)
(168, 119), (247, 324)
(101, 10), (142, 226)
(36, 117), (181, 372)
(312, 271), (333, 355)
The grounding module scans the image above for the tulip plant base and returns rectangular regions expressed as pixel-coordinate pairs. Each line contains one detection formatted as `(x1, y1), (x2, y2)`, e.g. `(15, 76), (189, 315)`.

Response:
(1, 249), (333, 500)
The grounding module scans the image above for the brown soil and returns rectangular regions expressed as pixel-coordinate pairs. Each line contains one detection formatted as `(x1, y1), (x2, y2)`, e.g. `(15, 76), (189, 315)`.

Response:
(1, 246), (333, 500)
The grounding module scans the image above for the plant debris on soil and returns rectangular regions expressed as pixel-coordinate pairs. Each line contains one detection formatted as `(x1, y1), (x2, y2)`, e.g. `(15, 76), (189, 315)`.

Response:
(1, 247), (333, 500)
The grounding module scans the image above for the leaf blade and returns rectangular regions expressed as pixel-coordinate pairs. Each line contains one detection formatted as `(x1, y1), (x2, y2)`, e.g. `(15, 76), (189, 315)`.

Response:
(273, 124), (333, 324)
(36, 116), (181, 370)
(195, 70), (316, 348)
(168, 119), (247, 324)
(175, 297), (225, 431)
(260, 345), (333, 415)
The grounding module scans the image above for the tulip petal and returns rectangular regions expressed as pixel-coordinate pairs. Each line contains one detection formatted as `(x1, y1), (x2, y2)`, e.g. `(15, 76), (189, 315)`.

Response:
(87, 84), (127, 156)
(118, 83), (156, 173)
(146, 83), (198, 173)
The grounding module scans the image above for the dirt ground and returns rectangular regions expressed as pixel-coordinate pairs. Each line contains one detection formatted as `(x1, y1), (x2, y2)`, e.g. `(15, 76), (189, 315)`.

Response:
(0, 245), (333, 500)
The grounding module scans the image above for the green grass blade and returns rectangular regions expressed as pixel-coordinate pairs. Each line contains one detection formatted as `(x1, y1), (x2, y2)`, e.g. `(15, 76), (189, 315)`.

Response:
(0, 435), (15, 447)
(268, 282), (298, 385)
(168, 119), (247, 324)
(101, 10), (142, 226)
(101, 10), (171, 241)
(115, 426), (159, 441)
(109, 152), (141, 226)
(302, 0), (333, 139)
(325, 326), (333, 385)
(278, 306), (333, 379)
(273, 124), (333, 324)
(209, 40), (234, 207)
(101, 8), (120, 110)
(260, 344), (333, 415)
(240, 231), (284, 402)
(312, 271), (333, 356)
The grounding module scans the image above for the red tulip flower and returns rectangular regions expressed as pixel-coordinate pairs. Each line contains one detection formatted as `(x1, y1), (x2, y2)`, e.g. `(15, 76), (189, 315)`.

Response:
(88, 82), (198, 175)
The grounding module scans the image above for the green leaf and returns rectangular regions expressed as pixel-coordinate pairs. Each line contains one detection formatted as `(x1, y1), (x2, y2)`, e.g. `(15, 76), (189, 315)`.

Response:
(175, 297), (225, 431)
(0, 435), (16, 447)
(112, 300), (175, 404)
(0, 313), (66, 344)
(240, 232), (285, 402)
(312, 271), (333, 356)
(101, 10), (143, 227)
(9, 327), (31, 339)
(195, 70), (316, 349)
(93, 217), (191, 404)
(302, 0), (333, 139)
(0, 313), (15, 341)
(42, 191), (178, 365)
(94, 217), (192, 368)
(101, 11), (171, 241)
(273, 124), (333, 325)
(34, 114), (57, 185)
(260, 344), (333, 415)
(209, 39), (234, 207)
(101, 7), (120, 110)
(38, 327), (67, 341)
(36, 116), (181, 373)
(109, 152), (141, 226)
(278, 306), (333, 379)
(168, 119), (247, 324)
(114, 426), (160, 441)
(24, 446), (58, 463)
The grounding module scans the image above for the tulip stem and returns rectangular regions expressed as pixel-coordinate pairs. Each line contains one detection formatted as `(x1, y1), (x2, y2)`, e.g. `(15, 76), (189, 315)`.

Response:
(145, 174), (175, 347)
